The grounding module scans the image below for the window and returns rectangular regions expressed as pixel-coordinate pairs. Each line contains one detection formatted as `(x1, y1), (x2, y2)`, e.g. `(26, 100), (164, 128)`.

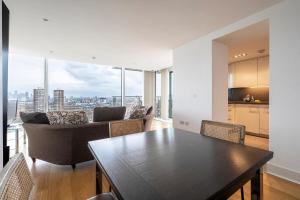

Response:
(48, 59), (122, 121)
(8, 54), (45, 156)
(8, 54), (45, 121)
(155, 71), (161, 118)
(7, 54), (145, 157)
(169, 71), (173, 118)
(124, 69), (144, 107)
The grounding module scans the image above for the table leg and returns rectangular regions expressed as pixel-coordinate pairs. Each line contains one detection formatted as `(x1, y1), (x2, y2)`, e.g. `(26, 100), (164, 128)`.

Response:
(96, 164), (102, 194)
(251, 168), (263, 200)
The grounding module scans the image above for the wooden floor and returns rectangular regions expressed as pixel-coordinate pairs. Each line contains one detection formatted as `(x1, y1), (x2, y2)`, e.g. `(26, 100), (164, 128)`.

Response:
(21, 120), (299, 200)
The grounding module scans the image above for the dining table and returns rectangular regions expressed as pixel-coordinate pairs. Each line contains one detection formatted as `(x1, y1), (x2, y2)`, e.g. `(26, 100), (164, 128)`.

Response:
(88, 128), (273, 200)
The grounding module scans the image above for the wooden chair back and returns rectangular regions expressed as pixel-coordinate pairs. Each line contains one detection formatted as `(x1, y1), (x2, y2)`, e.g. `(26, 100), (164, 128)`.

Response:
(109, 119), (144, 137)
(200, 120), (246, 144)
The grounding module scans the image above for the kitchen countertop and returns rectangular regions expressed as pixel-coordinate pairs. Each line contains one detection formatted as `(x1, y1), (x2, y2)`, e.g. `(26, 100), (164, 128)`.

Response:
(229, 101), (269, 105)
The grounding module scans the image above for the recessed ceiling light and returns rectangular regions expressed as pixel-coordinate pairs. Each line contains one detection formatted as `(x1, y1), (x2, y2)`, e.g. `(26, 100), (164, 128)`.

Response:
(43, 18), (49, 22)
(234, 53), (248, 58)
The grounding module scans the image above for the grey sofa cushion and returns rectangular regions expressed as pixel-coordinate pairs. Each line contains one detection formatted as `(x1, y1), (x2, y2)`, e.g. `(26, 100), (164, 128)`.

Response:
(20, 112), (50, 124)
(93, 107), (126, 122)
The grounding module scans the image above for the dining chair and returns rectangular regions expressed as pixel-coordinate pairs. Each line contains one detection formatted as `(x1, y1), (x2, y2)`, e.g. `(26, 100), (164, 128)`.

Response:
(200, 120), (246, 200)
(0, 153), (34, 200)
(200, 120), (245, 144)
(109, 119), (144, 137)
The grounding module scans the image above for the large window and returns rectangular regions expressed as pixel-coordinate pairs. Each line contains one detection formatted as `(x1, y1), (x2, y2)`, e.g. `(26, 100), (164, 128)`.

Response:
(155, 71), (161, 118)
(8, 54), (45, 156)
(48, 59), (122, 120)
(169, 71), (173, 118)
(8, 54), (45, 122)
(124, 69), (143, 107)
(8, 54), (145, 122)
(7, 54), (147, 156)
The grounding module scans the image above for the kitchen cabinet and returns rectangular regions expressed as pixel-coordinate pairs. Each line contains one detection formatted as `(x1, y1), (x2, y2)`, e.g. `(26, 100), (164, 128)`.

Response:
(228, 56), (269, 88)
(228, 104), (269, 136)
(235, 104), (260, 133)
(259, 106), (269, 135)
(232, 59), (258, 88)
(228, 63), (235, 88)
(228, 104), (235, 123)
(258, 56), (269, 87)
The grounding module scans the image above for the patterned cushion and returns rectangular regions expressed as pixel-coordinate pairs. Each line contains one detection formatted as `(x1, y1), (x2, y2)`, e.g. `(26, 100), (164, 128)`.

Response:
(124, 102), (141, 119)
(46, 111), (89, 125)
(129, 107), (148, 119)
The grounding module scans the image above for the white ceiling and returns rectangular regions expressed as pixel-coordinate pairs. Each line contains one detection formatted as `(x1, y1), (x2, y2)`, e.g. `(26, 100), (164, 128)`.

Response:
(216, 20), (269, 63)
(5, 0), (281, 70)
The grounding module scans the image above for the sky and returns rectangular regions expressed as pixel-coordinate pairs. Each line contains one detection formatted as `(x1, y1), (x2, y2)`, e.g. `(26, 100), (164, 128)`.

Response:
(8, 54), (143, 98)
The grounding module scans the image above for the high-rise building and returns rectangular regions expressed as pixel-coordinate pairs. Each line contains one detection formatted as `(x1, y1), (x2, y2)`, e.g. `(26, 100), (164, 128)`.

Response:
(53, 89), (64, 111)
(33, 88), (45, 112)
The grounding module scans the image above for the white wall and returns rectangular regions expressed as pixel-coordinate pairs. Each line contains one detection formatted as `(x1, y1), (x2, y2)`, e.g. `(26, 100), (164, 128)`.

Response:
(0, 2), (3, 169)
(144, 71), (155, 108)
(160, 68), (169, 120)
(267, 0), (300, 183)
(173, 36), (212, 132)
(173, 0), (300, 183)
(212, 41), (228, 122)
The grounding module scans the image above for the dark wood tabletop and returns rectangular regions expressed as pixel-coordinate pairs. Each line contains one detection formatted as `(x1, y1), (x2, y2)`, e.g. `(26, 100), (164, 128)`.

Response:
(88, 128), (273, 200)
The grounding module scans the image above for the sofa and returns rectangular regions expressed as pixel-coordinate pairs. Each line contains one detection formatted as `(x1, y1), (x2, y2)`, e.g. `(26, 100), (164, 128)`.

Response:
(22, 106), (154, 169)
(23, 122), (109, 169)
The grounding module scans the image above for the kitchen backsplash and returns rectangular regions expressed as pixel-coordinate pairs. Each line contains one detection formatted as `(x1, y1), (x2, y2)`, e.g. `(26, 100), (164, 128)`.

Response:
(228, 87), (269, 102)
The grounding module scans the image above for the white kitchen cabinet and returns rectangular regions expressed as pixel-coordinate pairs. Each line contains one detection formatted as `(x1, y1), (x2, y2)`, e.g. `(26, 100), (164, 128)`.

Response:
(233, 59), (258, 88)
(229, 104), (269, 136)
(258, 56), (269, 87)
(235, 104), (260, 133)
(228, 56), (269, 88)
(259, 106), (269, 135)
(228, 104), (235, 123)
(228, 63), (235, 88)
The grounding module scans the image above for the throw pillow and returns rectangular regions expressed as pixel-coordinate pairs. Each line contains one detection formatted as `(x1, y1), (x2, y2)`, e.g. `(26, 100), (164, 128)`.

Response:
(124, 102), (141, 119)
(46, 111), (89, 125)
(20, 112), (50, 124)
(93, 107), (126, 122)
(129, 107), (148, 119)
(145, 106), (153, 115)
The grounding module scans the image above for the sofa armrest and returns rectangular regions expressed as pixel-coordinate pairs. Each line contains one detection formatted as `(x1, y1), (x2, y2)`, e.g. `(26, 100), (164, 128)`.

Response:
(143, 114), (154, 131)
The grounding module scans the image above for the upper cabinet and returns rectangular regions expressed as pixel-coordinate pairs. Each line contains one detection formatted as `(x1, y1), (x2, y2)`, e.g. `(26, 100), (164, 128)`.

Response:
(228, 63), (235, 88)
(228, 56), (269, 88)
(234, 59), (258, 88)
(258, 56), (269, 87)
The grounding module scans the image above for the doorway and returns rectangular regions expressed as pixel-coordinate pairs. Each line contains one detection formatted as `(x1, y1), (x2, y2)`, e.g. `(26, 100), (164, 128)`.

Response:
(213, 20), (270, 150)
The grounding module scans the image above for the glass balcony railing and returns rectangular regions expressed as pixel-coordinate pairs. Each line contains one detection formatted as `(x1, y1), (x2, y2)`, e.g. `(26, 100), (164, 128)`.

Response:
(155, 96), (161, 118)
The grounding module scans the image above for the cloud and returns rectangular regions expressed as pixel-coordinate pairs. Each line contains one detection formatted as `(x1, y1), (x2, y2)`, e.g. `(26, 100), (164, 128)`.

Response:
(9, 54), (143, 98)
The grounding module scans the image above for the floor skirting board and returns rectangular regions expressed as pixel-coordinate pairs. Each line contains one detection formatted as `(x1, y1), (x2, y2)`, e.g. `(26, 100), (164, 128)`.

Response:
(266, 163), (300, 184)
